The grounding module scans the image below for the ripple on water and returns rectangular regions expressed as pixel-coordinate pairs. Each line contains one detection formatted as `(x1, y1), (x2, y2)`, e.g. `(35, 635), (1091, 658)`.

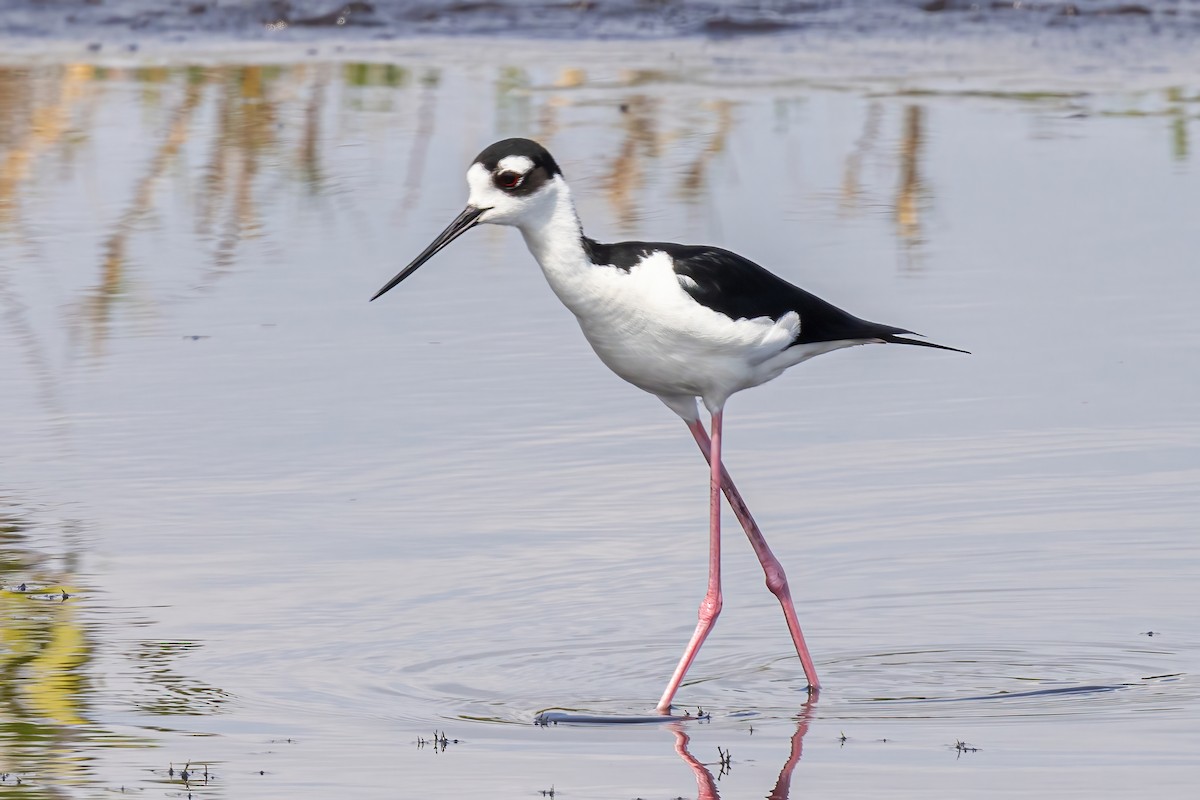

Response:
(348, 634), (1193, 727)
(816, 642), (1192, 722)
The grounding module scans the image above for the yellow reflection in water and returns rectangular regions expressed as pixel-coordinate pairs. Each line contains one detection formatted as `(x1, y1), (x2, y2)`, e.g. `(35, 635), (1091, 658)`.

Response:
(1164, 86), (1193, 162)
(0, 64), (94, 227)
(895, 104), (926, 248)
(1, 509), (94, 795)
(0, 505), (229, 795)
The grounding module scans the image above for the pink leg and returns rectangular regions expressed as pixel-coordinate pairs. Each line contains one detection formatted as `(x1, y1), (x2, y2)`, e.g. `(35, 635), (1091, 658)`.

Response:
(686, 419), (820, 691)
(656, 409), (725, 713)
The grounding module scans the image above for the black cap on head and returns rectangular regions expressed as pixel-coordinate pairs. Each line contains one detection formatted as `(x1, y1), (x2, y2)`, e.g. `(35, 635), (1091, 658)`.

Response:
(474, 138), (562, 177)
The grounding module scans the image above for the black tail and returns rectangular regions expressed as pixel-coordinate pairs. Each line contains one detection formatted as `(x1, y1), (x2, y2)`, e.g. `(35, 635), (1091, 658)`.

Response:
(879, 330), (970, 355)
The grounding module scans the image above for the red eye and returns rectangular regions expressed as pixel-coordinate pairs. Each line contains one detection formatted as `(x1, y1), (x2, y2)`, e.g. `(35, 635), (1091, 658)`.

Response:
(496, 170), (523, 189)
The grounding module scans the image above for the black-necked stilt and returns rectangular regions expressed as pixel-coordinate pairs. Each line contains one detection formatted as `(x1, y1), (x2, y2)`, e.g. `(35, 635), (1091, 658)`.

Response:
(372, 137), (965, 713)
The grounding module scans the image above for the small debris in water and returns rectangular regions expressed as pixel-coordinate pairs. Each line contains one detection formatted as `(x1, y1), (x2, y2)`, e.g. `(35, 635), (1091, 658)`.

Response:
(716, 745), (732, 776)
(955, 739), (981, 755)
(416, 730), (458, 751)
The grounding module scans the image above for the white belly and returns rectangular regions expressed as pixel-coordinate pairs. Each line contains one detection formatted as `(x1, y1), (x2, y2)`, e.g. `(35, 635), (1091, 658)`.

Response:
(542, 252), (805, 404)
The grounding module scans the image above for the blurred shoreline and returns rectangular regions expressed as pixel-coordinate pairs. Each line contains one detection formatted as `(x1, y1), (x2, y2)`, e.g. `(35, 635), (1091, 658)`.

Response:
(0, 0), (1197, 91)
(2, 0), (1199, 40)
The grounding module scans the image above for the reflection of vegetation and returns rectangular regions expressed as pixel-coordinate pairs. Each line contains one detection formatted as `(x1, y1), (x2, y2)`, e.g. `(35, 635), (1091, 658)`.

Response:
(0, 55), (1187, 393)
(1, 61), (1191, 359)
(0, 64), (95, 228)
(1172, 114), (1188, 161)
(398, 68), (441, 215)
(344, 62), (409, 88)
(0, 502), (228, 796)
(299, 66), (330, 189)
(1104, 86), (1195, 161)
(0, 63), (345, 353)
(898, 84), (1195, 163)
(679, 99), (734, 199)
(0, 60), (489, 357)
(892, 88), (1087, 102)
(205, 66), (277, 271)
(1, 503), (95, 797)
(841, 101), (883, 211)
(604, 94), (657, 231)
(88, 73), (205, 349)
(342, 62), (426, 113)
(496, 66), (534, 137)
(895, 104), (926, 247)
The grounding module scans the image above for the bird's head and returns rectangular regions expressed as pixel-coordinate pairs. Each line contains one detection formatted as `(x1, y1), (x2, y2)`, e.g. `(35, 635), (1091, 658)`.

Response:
(371, 138), (563, 301)
(467, 138), (563, 226)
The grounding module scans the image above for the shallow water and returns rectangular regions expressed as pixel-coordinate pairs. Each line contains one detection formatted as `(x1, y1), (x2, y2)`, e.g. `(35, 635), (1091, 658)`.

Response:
(1, 30), (1199, 800)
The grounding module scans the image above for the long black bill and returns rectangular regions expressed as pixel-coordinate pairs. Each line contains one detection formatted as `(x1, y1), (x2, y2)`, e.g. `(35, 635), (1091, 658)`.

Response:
(371, 205), (487, 301)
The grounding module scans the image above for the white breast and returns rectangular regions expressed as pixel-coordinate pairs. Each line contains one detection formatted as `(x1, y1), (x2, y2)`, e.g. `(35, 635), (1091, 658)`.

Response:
(548, 250), (803, 404)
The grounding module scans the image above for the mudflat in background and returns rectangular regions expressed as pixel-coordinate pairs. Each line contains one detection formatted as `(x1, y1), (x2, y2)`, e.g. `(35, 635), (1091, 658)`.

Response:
(1, 3), (1198, 797)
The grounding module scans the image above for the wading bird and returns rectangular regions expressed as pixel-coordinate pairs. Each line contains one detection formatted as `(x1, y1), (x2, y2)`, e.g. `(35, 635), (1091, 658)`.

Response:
(372, 138), (964, 713)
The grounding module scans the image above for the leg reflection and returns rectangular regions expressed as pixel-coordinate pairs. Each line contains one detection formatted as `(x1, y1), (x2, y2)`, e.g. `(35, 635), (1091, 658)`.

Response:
(768, 696), (815, 800)
(671, 724), (719, 800)
(669, 695), (816, 800)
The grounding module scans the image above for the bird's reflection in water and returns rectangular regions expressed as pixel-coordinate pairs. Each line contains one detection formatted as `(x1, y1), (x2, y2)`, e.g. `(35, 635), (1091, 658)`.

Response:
(671, 724), (720, 800)
(670, 697), (814, 800)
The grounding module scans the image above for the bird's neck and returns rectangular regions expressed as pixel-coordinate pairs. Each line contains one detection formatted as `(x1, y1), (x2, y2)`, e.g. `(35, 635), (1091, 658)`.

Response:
(518, 183), (594, 308)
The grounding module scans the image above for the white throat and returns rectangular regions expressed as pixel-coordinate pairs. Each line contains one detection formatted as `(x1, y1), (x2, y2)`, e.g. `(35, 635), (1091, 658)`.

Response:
(516, 180), (593, 308)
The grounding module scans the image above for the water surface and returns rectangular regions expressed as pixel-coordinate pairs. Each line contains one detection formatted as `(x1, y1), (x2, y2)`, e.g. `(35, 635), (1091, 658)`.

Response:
(1, 31), (1198, 799)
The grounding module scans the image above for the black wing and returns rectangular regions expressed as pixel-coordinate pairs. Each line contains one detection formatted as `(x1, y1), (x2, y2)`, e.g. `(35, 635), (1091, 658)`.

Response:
(583, 238), (967, 353)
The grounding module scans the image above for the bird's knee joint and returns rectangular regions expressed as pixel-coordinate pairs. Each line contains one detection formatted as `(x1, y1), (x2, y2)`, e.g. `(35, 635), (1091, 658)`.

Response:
(764, 572), (789, 597)
(697, 596), (723, 623)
